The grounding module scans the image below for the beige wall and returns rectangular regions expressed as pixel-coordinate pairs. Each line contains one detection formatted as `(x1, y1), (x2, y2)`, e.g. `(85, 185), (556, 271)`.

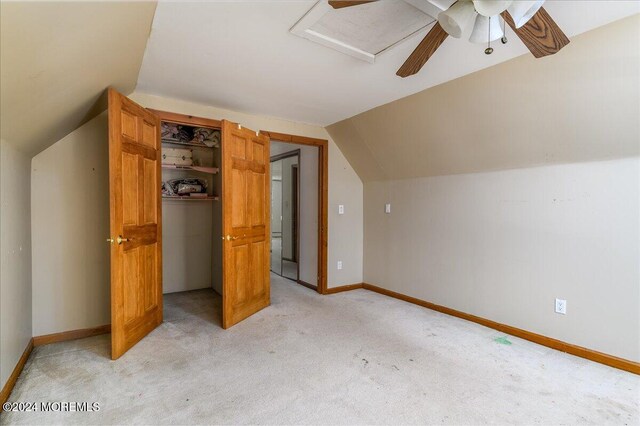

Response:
(31, 114), (111, 336)
(333, 16), (640, 362)
(364, 158), (640, 361)
(0, 139), (33, 388)
(30, 92), (363, 336)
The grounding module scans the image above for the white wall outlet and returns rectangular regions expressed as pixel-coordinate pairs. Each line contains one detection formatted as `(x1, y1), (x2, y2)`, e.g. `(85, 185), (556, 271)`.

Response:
(337, 261), (343, 270)
(555, 298), (567, 315)
(338, 204), (344, 215)
(385, 203), (391, 214)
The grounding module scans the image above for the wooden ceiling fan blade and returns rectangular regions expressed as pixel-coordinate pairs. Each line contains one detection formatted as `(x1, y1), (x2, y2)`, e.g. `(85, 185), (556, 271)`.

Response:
(396, 22), (448, 78)
(328, 1), (377, 9)
(501, 7), (569, 58)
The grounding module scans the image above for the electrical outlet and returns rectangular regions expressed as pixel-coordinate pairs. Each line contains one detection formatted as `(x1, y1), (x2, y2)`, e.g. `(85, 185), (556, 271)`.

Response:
(337, 261), (343, 270)
(385, 203), (391, 214)
(338, 205), (345, 215)
(555, 298), (567, 315)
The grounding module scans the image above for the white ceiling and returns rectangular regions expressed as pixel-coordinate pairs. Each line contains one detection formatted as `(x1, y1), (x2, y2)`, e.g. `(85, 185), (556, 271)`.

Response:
(291, 0), (436, 63)
(136, 1), (640, 127)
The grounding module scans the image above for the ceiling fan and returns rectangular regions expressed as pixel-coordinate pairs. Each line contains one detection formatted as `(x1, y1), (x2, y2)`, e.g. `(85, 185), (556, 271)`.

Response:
(328, 0), (570, 78)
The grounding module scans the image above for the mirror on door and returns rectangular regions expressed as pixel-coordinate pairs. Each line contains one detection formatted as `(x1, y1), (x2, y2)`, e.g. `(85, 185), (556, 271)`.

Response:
(270, 152), (299, 281)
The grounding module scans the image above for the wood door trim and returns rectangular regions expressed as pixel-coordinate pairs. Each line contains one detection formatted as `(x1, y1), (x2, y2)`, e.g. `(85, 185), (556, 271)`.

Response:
(262, 131), (328, 294)
(0, 338), (33, 410)
(261, 131), (327, 147)
(33, 325), (111, 347)
(146, 109), (222, 129)
(361, 283), (640, 375)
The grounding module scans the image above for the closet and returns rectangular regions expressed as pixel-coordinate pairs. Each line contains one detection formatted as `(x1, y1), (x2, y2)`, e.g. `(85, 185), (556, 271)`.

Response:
(158, 115), (223, 295)
(107, 89), (270, 359)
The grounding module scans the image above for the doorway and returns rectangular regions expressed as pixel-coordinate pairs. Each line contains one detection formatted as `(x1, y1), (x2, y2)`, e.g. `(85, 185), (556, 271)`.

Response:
(270, 150), (300, 281)
(261, 131), (328, 294)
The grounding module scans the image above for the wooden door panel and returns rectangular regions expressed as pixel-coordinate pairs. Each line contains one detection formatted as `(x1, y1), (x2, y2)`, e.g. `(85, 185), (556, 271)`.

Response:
(143, 159), (157, 224)
(231, 243), (250, 304)
(252, 142), (264, 165)
(222, 121), (270, 328)
(109, 88), (162, 359)
(249, 172), (265, 227)
(123, 249), (140, 322)
(250, 239), (266, 297)
(231, 133), (247, 159)
(141, 119), (157, 148)
(231, 169), (248, 228)
(122, 153), (138, 226)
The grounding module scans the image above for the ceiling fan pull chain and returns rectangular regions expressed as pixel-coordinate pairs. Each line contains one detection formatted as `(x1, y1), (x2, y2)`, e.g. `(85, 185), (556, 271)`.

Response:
(501, 16), (508, 44)
(485, 16), (494, 55)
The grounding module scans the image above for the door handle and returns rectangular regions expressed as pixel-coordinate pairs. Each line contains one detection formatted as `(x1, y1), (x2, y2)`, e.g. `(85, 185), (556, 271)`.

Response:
(224, 235), (238, 241)
(116, 235), (130, 245)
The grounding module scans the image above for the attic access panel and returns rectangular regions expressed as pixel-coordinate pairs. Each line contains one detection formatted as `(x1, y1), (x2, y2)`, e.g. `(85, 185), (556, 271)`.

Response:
(291, 0), (440, 63)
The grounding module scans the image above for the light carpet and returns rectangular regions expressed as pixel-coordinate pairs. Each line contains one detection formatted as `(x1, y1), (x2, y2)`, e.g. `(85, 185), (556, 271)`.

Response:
(2, 274), (638, 425)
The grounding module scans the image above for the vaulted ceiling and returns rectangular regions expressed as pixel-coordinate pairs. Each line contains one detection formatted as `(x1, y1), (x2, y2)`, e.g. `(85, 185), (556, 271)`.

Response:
(136, 1), (639, 126)
(1, 1), (638, 158)
(0, 1), (156, 155)
(326, 15), (640, 181)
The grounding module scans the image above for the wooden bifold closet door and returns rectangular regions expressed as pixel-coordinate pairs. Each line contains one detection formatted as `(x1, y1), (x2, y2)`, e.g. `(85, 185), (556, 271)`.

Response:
(107, 92), (271, 359)
(221, 120), (271, 328)
(108, 89), (163, 360)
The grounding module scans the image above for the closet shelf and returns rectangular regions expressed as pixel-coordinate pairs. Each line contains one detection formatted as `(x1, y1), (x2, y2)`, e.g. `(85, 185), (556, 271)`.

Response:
(161, 164), (219, 174)
(162, 139), (218, 149)
(162, 195), (219, 202)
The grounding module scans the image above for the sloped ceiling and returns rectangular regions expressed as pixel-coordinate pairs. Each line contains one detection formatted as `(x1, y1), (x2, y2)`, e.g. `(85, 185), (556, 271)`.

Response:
(0, 1), (156, 156)
(136, 1), (639, 127)
(326, 14), (640, 182)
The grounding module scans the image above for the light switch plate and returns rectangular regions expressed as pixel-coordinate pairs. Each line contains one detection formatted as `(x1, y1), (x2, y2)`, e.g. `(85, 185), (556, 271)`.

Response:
(385, 203), (391, 214)
(338, 205), (344, 215)
(337, 261), (343, 270)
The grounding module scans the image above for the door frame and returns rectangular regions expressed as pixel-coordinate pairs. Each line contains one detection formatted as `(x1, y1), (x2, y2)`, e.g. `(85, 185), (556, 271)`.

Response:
(260, 131), (328, 295)
(269, 149), (301, 282)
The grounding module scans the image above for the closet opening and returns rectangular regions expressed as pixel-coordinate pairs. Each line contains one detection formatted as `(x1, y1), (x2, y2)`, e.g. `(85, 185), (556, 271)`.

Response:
(269, 141), (320, 291)
(156, 111), (223, 325)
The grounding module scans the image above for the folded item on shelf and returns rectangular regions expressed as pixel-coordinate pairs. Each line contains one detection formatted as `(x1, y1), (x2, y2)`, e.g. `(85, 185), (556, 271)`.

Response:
(161, 123), (192, 143)
(192, 128), (221, 148)
(166, 178), (208, 195)
(161, 181), (175, 197)
(161, 122), (180, 140)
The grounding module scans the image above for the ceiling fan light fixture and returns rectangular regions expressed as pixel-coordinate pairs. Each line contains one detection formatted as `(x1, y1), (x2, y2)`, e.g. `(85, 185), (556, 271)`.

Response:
(437, 0), (476, 39)
(507, 0), (545, 28)
(469, 14), (503, 43)
(472, 0), (513, 17)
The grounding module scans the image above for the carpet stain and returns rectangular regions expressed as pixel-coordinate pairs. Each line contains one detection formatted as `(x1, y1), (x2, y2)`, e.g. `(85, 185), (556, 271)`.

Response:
(494, 336), (513, 345)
